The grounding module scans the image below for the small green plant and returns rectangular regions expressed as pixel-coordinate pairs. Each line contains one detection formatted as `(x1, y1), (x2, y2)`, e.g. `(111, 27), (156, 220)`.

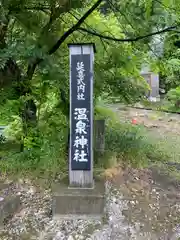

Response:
(4, 115), (23, 143)
(166, 87), (180, 111)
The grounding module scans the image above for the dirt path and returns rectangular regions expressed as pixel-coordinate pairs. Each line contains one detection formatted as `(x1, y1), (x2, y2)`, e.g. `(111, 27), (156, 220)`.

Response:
(108, 104), (180, 134)
(102, 165), (180, 239)
(102, 104), (180, 239)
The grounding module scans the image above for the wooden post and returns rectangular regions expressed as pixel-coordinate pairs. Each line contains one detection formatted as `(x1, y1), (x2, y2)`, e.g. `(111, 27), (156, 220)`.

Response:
(68, 43), (95, 188)
(94, 119), (105, 165)
(94, 120), (105, 154)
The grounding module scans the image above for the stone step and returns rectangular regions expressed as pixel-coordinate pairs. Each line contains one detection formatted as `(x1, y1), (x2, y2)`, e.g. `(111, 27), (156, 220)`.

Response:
(0, 181), (21, 227)
(52, 180), (105, 220)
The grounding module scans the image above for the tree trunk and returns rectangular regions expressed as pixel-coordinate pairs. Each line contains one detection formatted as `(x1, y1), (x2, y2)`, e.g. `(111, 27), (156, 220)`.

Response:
(0, 59), (21, 93)
(20, 98), (38, 151)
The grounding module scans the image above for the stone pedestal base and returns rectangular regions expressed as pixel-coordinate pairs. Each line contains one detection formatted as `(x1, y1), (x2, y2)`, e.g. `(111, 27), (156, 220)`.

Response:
(52, 180), (105, 220)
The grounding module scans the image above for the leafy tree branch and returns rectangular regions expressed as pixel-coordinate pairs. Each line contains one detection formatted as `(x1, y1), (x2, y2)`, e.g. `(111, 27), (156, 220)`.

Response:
(26, 0), (103, 81)
(77, 25), (180, 42)
(48, 0), (103, 55)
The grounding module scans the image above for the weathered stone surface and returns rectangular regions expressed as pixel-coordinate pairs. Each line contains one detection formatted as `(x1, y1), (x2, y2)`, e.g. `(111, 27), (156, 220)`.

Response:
(52, 180), (105, 220)
(0, 195), (21, 226)
(0, 182), (10, 191)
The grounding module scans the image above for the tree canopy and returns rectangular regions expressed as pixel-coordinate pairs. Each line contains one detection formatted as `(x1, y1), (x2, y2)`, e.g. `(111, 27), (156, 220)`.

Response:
(0, 0), (180, 150)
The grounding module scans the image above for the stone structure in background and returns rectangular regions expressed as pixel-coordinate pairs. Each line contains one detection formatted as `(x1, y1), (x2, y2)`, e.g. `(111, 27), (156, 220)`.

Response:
(140, 27), (166, 102)
(141, 65), (160, 102)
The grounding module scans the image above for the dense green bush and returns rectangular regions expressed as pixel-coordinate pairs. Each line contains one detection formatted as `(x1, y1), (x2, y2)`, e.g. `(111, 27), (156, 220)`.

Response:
(166, 87), (180, 111)
(0, 106), (68, 177)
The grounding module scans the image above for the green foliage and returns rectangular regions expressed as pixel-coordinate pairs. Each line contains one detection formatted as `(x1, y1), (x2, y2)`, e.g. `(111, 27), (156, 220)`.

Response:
(166, 87), (180, 110)
(1, 0), (180, 177)
(95, 105), (118, 122)
(167, 87), (180, 102)
(105, 122), (145, 158)
(4, 115), (23, 142)
(0, 108), (68, 177)
(94, 106), (168, 168)
(0, 100), (20, 125)
(158, 32), (180, 91)
(1, 0), (152, 106)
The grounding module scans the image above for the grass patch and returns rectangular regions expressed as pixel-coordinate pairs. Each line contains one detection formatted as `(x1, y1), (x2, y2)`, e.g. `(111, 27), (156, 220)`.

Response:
(94, 106), (169, 169)
(145, 131), (180, 163)
(141, 98), (180, 113)
(0, 110), (68, 180)
(0, 143), (67, 181)
(0, 141), (20, 159)
(0, 104), (176, 181)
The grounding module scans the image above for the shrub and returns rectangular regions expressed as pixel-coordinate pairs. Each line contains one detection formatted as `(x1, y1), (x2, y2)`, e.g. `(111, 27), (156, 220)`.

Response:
(166, 87), (180, 110)
(0, 107), (68, 178)
(4, 115), (23, 142)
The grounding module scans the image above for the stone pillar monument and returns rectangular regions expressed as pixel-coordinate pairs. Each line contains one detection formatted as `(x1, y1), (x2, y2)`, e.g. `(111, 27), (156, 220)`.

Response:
(52, 43), (105, 220)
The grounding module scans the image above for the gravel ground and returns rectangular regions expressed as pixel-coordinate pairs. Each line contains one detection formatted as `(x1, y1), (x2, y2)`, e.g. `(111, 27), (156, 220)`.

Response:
(1, 166), (180, 239)
(0, 179), (52, 240)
